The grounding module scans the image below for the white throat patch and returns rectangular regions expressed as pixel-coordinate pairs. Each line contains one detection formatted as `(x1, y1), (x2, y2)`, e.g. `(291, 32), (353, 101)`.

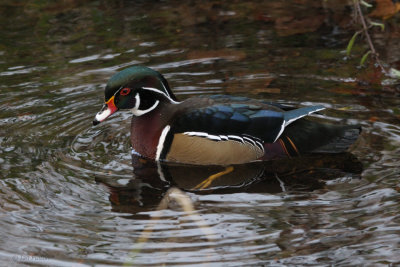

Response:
(130, 93), (160, 116)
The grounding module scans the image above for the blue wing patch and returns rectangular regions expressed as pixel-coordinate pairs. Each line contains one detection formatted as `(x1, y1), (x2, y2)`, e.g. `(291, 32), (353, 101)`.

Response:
(283, 105), (325, 126)
(250, 110), (283, 119)
(230, 112), (249, 122)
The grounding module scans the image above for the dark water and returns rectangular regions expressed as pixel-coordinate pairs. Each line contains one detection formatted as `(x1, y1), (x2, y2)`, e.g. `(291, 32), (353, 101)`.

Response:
(1, 1), (400, 266)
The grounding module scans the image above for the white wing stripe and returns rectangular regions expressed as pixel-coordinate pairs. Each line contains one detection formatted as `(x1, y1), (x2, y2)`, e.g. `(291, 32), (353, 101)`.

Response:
(284, 106), (325, 127)
(183, 132), (264, 152)
(273, 120), (285, 143)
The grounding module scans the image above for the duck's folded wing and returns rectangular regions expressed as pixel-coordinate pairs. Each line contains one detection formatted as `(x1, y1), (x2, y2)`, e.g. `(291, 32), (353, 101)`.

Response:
(173, 104), (280, 142)
(172, 103), (325, 143)
(157, 104), (325, 165)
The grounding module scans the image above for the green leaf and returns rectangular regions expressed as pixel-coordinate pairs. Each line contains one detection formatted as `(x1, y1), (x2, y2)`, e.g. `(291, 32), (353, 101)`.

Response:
(360, 0), (373, 8)
(370, 21), (385, 31)
(347, 32), (359, 56)
(360, 50), (371, 66)
(389, 68), (400, 79)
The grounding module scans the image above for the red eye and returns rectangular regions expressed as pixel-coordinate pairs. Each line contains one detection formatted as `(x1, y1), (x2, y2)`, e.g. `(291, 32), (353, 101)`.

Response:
(120, 88), (131, 96)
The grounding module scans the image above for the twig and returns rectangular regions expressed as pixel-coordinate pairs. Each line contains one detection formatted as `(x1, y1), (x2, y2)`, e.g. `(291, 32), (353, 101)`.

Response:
(354, 0), (388, 74)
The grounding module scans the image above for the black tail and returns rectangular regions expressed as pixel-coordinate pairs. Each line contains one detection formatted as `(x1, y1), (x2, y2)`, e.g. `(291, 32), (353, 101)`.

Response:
(282, 120), (361, 155)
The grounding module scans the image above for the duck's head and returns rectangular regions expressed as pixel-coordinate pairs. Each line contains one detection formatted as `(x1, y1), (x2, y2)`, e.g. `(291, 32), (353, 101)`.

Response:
(93, 66), (177, 125)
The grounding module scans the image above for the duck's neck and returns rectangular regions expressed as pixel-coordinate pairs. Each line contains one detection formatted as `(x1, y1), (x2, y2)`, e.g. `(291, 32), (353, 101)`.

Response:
(130, 102), (176, 159)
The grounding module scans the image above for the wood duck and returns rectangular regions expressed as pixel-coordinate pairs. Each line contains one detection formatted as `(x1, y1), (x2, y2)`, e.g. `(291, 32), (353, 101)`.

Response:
(93, 66), (361, 165)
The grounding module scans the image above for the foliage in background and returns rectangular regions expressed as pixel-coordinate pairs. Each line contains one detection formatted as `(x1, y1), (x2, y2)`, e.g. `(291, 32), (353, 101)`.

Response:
(347, 0), (400, 79)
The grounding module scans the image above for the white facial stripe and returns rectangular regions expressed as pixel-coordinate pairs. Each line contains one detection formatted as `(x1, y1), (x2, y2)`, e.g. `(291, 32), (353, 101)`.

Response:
(129, 93), (160, 116)
(141, 86), (168, 97)
(160, 82), (170, 97)
(141, 87), (179, 104)
(134, 93), (140, 110)
(131, 100), (159, 116)
(156, 125), (171, 160)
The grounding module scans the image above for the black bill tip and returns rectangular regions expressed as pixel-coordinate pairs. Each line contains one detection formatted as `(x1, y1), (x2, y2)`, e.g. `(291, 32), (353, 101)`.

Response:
(93, 120), (100, 126)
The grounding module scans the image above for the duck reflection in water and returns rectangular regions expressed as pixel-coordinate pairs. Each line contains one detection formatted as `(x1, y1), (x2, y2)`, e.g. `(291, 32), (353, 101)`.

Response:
(95, 152), (362, 215)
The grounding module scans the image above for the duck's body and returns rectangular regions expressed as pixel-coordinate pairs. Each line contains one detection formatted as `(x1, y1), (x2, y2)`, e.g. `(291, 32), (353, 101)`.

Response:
(93, 66), (361, 165)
